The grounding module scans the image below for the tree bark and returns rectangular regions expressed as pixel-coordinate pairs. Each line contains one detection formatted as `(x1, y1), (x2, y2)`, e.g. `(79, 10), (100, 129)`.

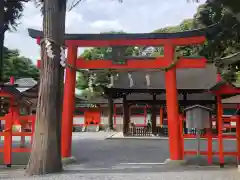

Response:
(56, 0), (67, 160)
(26, 0), (66, 175)
(0, 0), (5, 83)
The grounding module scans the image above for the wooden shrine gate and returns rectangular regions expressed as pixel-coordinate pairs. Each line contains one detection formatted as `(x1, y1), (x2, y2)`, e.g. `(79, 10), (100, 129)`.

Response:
(29, 25), (216, 161)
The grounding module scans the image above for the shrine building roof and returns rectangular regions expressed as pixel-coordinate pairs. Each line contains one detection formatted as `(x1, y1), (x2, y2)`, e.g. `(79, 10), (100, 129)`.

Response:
(109, 65), (217, 91)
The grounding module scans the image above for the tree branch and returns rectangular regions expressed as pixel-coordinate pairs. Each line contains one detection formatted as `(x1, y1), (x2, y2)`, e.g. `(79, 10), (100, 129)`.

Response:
(68, 0), (82, 12)
(7, 0), (30, 2)
(68, 0), (123, 12)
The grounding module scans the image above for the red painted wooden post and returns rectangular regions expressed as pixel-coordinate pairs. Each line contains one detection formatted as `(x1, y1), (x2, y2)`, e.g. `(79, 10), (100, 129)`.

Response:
(179, 114), (184, 159)
(164, 44), (182, 160)
(61, 45), (77, 158)
(3, 77), (15, 165)
(207, 117), (213, 164)
(217, 95), (224, 166)
(4, 96), (14, 166)
(236, 114), (240, 164)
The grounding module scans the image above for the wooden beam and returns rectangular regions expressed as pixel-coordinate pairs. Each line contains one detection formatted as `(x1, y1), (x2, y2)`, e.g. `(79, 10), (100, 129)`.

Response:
(126, 100), (216, 105)
(65, 36), (206, 47)
(108, 88), (206, 94)
(75, 57), (206, 69)
(37, 56), (207, 70)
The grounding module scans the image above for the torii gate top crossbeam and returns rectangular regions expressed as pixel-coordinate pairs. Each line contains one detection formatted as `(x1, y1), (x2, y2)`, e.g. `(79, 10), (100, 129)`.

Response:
(28, 25), (217, 47)
(30, 25), (218, 70)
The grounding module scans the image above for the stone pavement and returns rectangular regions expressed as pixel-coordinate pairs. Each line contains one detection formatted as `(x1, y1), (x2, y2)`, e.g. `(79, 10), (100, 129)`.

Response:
(0, 132), (239, 179)
(0, 165), (240, 180)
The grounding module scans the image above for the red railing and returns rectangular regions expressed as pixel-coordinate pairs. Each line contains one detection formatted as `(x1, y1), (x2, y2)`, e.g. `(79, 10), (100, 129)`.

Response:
(0, 114), (35, 166)
(181, 115), (240, 165)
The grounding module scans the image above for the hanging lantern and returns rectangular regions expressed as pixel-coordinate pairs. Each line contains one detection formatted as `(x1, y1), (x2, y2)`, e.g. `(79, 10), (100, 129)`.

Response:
(60, 46), (66, 67)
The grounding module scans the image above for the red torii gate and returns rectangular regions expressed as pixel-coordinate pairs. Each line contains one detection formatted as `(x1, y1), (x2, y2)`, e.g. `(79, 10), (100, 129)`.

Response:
(28, 26), (215, 162)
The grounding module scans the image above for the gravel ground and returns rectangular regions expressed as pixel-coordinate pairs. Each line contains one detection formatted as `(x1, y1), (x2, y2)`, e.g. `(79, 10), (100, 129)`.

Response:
(0, 166), (240, 180)
(0, 132), (239, 179)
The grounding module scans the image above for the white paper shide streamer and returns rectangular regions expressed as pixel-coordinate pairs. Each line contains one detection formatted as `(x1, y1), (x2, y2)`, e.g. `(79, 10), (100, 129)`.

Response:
(88, 73), (96, 93)
(128, 73), (134, 87)
(115, 73), (119, 79)
(60, 47), (66, 67)
(145, 74), (150, 87)
(108, 75), (114, 88)
(35, 0), (42, 8)
(45, 40), (55, 59)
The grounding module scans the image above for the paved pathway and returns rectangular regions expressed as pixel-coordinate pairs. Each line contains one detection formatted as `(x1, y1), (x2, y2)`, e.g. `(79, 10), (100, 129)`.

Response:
(0, 132), (239, 179)
(0, 166), (240, 180)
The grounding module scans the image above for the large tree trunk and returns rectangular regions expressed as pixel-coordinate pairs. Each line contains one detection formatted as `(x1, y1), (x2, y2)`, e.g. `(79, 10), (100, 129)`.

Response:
(56, 0), (67, 160)
(0, 0), (5, 130)
(0, 0), (5, 83)
(26, 0), (66, 175)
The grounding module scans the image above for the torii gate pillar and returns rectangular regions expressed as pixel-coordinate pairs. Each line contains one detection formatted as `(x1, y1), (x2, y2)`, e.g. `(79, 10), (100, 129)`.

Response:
(165, 44), (183, 160)
(61, 45), (77, 158)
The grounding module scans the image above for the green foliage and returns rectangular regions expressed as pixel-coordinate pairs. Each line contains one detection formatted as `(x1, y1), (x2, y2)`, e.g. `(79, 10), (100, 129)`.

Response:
(194, 2), (240, 85)
(154, 18), (200, 57)
(3, 46), (39, 82)
(207, 0), (240, 15)
(3, 0), (29, 31)
(153, 19), (194, 33)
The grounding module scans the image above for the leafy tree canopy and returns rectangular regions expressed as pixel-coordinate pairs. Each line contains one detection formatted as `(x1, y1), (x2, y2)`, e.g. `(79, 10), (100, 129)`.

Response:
(194, 2), (240, 85)
(3, 46), (39, 82)
(3, 0), (29, 32)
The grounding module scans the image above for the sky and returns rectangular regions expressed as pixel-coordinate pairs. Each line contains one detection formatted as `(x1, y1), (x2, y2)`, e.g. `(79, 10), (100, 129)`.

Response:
(4, 0), (206, 65)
